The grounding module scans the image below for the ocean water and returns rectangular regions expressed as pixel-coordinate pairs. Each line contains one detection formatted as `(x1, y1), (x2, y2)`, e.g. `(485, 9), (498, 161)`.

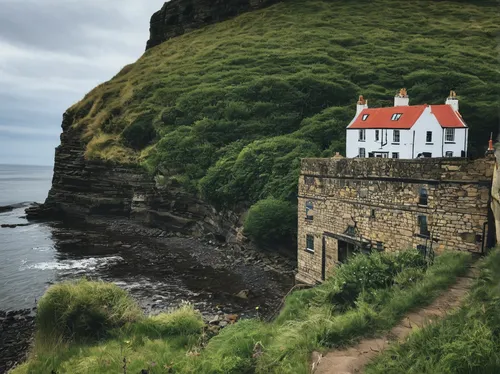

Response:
(0, 164), (292, 315)
(0, 164), (53, 206)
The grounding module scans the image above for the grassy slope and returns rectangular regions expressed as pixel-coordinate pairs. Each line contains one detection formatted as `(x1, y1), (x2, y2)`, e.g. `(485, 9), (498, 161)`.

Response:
(69, 0), (499, 212)
(13, 250), (471, 374)
(365, 248), (500, 374)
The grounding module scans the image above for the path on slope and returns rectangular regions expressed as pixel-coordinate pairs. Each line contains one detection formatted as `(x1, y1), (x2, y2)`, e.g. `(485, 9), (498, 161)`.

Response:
(312, 265), (478, 374)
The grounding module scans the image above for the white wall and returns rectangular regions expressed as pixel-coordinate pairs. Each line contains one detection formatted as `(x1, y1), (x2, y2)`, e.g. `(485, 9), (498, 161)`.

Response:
(346, 128), (413, 158)
(411, 108), (444, 157)
(412, 107), (467, 157)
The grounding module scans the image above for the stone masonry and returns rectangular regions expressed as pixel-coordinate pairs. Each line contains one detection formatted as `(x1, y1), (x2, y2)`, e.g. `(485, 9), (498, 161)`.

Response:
(297, 157), (494, 284)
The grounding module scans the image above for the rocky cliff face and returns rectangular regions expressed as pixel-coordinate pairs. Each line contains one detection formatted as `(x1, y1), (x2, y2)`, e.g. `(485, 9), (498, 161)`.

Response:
(28, 110), (241, 242)
(146, 0), (280, 50)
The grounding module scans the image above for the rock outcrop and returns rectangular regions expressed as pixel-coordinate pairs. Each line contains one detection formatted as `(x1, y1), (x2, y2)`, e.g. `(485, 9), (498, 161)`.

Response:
(27, 110), (241, 242)
(146, 0), (280, 50)
(0, 309), (35, 374)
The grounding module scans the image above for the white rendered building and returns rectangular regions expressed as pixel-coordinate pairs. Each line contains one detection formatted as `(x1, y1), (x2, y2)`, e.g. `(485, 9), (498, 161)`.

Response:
(346, 89), (468, 159)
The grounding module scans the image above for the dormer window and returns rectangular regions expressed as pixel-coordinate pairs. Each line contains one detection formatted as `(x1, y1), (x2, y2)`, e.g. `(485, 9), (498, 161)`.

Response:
(362, 114), (369, 121)
(391, 113), (403, 121)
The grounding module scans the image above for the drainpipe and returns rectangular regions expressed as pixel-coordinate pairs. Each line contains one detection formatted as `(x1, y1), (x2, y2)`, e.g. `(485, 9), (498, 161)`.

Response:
(482, 221), (488, 254)
(442, 128), (445, 157)
(412, 131), (415, 159)
(464, 128), (468, 158)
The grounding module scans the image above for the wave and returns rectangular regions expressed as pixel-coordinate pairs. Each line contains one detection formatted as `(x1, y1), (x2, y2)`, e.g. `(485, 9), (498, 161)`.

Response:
(19, 256), (124, 271)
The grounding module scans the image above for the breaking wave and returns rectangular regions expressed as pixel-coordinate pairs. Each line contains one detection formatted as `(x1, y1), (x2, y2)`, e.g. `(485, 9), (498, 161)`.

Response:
(20, 256), (123, 271)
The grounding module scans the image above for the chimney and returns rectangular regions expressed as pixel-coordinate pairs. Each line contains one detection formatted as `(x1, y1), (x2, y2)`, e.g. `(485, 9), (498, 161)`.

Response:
(445, 90), (459, 112)
(394, 88), (409, 107)
(356, 95), (368, 116)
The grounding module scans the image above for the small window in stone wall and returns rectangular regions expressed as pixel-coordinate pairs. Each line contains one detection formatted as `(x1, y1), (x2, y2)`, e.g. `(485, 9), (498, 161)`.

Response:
(418, 215), (430, 237)
(304, 176), (314, 186)
(306, 235), (315, 252)
(419, 188), (428, 206)
(346, 225), (356, 237)
(306, 201), (314, 220)
(370, 209), (376, 219)
(376, 241), (384, 251)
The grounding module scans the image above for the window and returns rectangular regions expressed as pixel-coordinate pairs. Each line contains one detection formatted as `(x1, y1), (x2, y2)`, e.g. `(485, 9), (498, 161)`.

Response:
(391, 113), (403, 121)
(305, 201), (314, 221)
(445, 151), (453, 157)
(370, 209), (376, 219)
(359, 129), (366, 141)
(375, 130), (380, 141)
(445, 128), (455, 142)
(359, 148), (366, 158)
(418, 215), (430, 237)
(306, 235), (314, 252)
(376, 241), (384, 251)
(346, 225), (356, 236)
(393, 130), (400, 143)
(419, 187), (428, 205)
(362, 114), (369, 121)
(392, 152), (399, 159)
(304, 176), (314, 186)
(426, 131), (433, 143)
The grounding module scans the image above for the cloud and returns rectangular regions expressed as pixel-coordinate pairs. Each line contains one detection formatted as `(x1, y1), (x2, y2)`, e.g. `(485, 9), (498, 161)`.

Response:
(0, 0), (164, 165)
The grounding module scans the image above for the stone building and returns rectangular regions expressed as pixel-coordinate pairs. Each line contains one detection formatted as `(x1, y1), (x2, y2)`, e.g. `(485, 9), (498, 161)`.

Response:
(296, 156), (494, 284)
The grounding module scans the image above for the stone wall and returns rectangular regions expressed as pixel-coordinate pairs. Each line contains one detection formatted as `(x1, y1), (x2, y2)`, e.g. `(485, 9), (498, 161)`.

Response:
(146, 0), (280, 50)
(297, 157), (495, 284)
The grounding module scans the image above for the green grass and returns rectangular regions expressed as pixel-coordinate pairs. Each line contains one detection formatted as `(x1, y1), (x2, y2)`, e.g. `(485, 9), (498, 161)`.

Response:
(64, 0), (500, 248)
(365, 248), (500, 374)
(35, 279), (143, 348)
(13, 250), (471, 374)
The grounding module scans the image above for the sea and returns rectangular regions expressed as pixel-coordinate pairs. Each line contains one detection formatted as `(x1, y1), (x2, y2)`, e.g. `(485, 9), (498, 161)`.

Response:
(0, 164), (292, 315)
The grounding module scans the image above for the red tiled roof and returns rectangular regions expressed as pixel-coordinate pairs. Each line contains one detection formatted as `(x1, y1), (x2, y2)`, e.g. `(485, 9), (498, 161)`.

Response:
(348, 104), (467, 129)
(348, 105), (427, 129)
(430, 104), (467, 128)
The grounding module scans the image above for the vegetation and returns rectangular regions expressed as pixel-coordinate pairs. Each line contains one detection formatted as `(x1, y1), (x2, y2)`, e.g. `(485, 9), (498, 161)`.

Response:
(14, 250), (471, 374)
(243, 198), (297, 248)
(66, 0), (500, 248)
(35, 279), (142, 345)
(366, 248), (500, 374)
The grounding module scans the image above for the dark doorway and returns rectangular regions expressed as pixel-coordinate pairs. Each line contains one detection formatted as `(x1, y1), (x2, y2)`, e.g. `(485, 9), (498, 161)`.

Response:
(338, 240), (356, 263)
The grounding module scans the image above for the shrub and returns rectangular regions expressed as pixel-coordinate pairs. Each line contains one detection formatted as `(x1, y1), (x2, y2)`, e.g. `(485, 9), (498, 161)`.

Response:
(131, 305), (204, 339)
(36, 279), (143, 342)
(319, 249), (427, 311)
(122, 114), (157, 150)
(243, 198), (297, 249)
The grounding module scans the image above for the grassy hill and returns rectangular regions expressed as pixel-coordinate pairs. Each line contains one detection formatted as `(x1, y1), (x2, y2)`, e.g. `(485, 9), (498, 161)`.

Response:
(68, 0), (500, 244)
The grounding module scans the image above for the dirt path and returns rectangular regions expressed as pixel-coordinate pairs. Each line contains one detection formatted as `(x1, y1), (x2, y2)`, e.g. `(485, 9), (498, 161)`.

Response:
(312, 266), (478, 374)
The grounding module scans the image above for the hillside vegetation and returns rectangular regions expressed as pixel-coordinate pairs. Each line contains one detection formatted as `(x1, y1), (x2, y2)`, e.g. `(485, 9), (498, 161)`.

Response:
(366, 248), (500, 374)
(13, 250), (471, 373)
(68, 0), (499, 245)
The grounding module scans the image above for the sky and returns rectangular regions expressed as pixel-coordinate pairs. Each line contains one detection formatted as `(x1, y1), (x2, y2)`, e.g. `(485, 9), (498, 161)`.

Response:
(0, 0), (164, 166)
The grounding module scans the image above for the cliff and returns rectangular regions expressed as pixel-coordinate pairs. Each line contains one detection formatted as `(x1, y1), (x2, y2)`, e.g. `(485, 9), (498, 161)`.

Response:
(146, 0), (280, 50)
(27, 110), (240, 241)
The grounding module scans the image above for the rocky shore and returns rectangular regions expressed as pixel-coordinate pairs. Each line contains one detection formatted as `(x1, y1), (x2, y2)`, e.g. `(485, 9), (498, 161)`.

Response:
(0, 309), (35, 374)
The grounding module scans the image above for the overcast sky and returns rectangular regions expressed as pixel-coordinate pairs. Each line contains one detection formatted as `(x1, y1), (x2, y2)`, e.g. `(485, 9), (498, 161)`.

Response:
(0, 0), (163, 165)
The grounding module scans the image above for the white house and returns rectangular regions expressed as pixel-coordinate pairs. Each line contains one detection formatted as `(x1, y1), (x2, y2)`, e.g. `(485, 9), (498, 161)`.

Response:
(346, 89), (468, 159)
